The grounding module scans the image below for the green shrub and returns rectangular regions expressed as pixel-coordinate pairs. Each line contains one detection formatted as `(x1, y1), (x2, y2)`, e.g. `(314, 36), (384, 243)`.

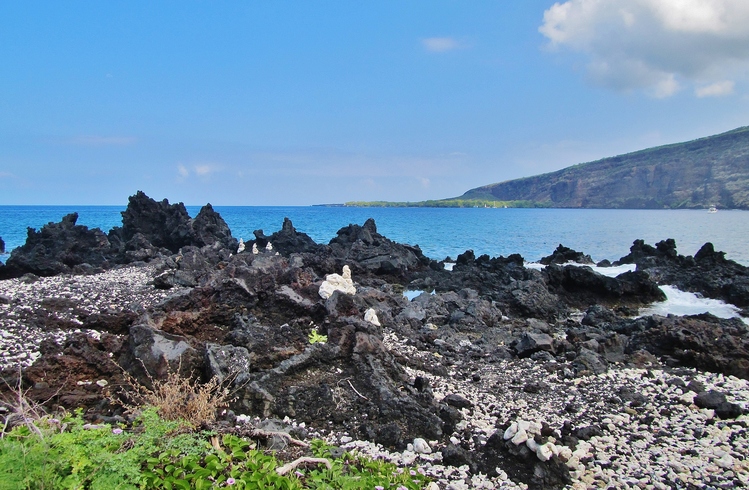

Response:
(0, 409), (431, 489)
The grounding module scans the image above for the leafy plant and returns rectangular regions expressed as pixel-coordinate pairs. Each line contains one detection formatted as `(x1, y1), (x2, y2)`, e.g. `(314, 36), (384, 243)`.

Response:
(308, 328), (327, 344)
(1, 408), (163, 489)
(1, 371), (428, 489)
(0, 409), (431, 490)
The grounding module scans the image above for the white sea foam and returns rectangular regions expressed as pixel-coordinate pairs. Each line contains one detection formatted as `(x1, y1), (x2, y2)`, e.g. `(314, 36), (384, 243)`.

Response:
(640, 285), (747, 323)
(524, 261), (636, 278)
(403, 290), (434, 301)
(588, 263), (636, 277)
(524, 262), (545, 271)
(443, 262), (455, 271)
(523, 262), (747, 323)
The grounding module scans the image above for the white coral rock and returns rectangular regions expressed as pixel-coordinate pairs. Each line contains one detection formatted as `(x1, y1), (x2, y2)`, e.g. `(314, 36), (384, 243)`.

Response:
(536, 442), (555, 462)
(364, 308), (381, 326)
(319, 265), (357, 299)
(511, 429), (528, 445)
(413, 438), (432, 454)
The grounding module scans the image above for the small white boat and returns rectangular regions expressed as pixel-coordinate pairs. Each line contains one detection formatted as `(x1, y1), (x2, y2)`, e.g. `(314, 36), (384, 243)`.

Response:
(708, 206), (718, 213)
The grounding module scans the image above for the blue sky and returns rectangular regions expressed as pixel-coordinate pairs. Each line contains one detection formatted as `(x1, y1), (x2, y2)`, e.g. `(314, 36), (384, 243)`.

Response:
(1, 1), (748, 205)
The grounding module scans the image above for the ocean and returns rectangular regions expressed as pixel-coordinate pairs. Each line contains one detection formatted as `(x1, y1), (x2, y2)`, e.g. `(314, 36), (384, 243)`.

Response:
(1, 206), (749, 266)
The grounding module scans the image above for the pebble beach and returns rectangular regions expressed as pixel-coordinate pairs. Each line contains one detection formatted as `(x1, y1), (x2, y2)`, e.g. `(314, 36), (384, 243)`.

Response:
(2, 264), (748, 489)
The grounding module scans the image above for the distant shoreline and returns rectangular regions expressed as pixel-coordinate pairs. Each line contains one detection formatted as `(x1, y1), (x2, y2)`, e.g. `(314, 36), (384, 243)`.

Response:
(333, 199), (736, 210)
(329, 199), (543, 208)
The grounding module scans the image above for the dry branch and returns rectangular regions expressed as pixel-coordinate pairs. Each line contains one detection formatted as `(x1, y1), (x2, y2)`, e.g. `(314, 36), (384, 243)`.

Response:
(251, 429), (310, 448)
(276, 457), (332, 475)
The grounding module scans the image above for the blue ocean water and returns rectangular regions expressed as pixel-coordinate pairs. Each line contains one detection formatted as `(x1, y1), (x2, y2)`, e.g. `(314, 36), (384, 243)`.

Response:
(1, 206), (748, 266)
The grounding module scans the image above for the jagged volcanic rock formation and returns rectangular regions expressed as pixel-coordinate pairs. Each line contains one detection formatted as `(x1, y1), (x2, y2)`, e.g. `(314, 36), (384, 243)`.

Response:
(0, 212), (113, 278)
(2, 195), (749, 489)
(614, 238), (749, 307)
(0, 191), (237, 279)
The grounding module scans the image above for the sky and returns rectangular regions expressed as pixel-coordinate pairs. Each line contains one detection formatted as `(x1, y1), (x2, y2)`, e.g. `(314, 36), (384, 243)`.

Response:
(1, 0), (748, 206)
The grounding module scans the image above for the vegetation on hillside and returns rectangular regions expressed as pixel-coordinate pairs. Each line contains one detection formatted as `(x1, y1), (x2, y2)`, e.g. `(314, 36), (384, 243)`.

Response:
(343, 199), (547, 208)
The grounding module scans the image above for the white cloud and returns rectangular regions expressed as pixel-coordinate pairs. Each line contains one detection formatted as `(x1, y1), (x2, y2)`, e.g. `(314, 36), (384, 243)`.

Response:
(418, 177), (431, 188)
(652, 74), (680, 98)
(177, 163), (220, 180)
(539, 0), (749, 97)
(695, 80), (735, 97)
(194, 165), (214, 176)
(422, 37), (460, 53)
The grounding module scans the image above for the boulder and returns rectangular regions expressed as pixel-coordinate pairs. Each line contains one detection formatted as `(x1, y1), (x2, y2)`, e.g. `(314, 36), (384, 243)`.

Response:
(124, 324), (203, 381)
(694, 390), (744, 419)
(627, 314), (749, 379)
(515, 332), (554, 358)
(540, 244), (593, 265)
(442, 443), (478, 472)
(328, 218), (432, 277)
(544, 264), (665, 308)
(510, 280), (563, 321)
(581, 304), (618, 327)
(613, 239), (661, 266)
(442, 393), (472, 409)
(571, 348), (608, 375)
(205, 343), (252, 383)
(263, 218), (321, 256)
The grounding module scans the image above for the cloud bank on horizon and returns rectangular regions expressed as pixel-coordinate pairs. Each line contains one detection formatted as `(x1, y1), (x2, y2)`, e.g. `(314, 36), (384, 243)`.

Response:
(540, 0), (749, 98)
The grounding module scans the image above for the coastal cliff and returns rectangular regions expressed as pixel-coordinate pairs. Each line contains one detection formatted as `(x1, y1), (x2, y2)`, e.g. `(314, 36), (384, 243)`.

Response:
(461, 126), (749, 209)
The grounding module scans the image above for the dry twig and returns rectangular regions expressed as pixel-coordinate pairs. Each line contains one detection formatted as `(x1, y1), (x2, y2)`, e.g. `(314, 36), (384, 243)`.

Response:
(0, 368), (53, 439)
(251, 429), (310, 448)
(347, 379), (368, 400)
(276, 457), (332, 475)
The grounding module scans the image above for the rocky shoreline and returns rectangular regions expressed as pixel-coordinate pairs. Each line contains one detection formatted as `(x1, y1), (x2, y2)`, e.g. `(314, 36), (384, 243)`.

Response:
(1, 191), (748, 489)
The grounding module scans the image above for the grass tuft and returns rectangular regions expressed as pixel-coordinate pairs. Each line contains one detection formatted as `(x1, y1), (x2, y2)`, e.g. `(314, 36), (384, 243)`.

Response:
(114, 367), (233, 427)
